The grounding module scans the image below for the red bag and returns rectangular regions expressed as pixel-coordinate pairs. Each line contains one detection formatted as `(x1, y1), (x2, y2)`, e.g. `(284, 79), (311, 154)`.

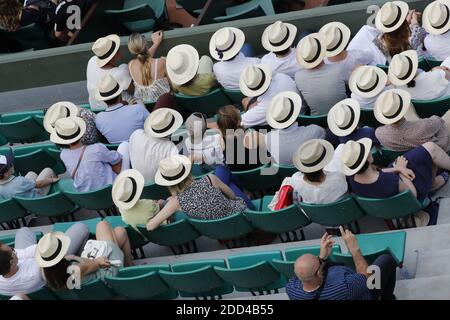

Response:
(274, 185), (293, 210)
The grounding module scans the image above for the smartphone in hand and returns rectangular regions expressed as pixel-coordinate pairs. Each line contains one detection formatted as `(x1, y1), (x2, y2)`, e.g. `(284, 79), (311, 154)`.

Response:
(325, 226), (344, 237)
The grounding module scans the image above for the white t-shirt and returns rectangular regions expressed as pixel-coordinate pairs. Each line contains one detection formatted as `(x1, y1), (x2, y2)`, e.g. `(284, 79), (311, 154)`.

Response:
(351, 85), (393, 109)
(347, 25), (386, 65)
(241, 73), (299, 127)
(265, 123), (326, 165)
(0, 245), (45, 296)
(86, 56), (132, 111)
(184, 134), (224, 166)
(398, 69), (450, 100)
(129, 129), (179, 182)
(325, 49), (376, 81)
(261, 49), (301, 79)
(442, 57), (450, 69)
(213, 53), (261, 90)
(423, 31), (450, 61)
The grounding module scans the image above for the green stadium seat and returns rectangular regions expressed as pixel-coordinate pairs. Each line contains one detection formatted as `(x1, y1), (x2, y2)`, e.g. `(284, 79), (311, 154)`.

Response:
(232, 165), (281, 192)
(137, 217), (200, 254)
(174, 88), (232, 117)
(214, 4), (266, 23)
(222, 88), (245, 106)
(359, 109), (380, 128)
(106, 264), (177, 299)
(15, 190), (78, 223)
(299, 196), (364, 233)
(273, 164), (297, 181)
(105, 4), (157, 33)
(46, 147), (67, 174)
(0, 23), (49, 50)
(332, 231), (406, 267)
(159, 259), (233, 299)
(214, 250), (285, 295)
(54, 279), (115, 300)
(244, 196), (311, 242)
(58, 179), (117, 217)
(380, 147), (405, 165)
(0, 231), (43, 248)
(424, 58), (442, 69)
(298, 114), (328, 127)
(141, 182), (170, 200)
(0, 198), (29, 229)
(188, 212), (254, 248)
(53, 217), (102, 236)
(355, 190), (429, 229)
(272, 245), (342, 279)
(0, 114), (48, 143)
(176, 0), (207, 13)
(27, 287), (59, 300)
(413, 96), (450, 118)
(377, 57), (430, 72)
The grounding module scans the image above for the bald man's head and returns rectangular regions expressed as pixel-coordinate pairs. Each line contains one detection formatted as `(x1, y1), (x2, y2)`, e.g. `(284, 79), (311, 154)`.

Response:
(294, 254), (322, 284)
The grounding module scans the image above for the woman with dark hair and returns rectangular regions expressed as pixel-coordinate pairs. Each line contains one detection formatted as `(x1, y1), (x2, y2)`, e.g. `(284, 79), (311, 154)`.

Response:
(35, 220), (133, 290)
(373, 1), (426, 62)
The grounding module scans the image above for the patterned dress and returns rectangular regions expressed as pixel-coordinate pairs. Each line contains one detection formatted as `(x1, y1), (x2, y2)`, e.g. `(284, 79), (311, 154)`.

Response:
(77, 108), (101, 145)
(177, 176), (247, 220)
(131, 58), (171, 103)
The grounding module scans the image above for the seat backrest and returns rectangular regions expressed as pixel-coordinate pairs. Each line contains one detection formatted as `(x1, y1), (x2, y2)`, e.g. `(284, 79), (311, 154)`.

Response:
(124, 0), (165, 18)
(13, 148), (57, 176)
(380, 147), (405, 165)
(141, 182), (170, 199)
(232, 165), (280, 191)
(0, 198), (28, 224)
(354, 231), (406, 265)
(359, 108), (380, 128)
(297, 114), (328, 127)
(0, 116), (45, 142)
(174, 88), (232, 116)
(53, 218), (102, 236)
(1, 23), (48, 50)
(61, 180), (114, 211)
(222, 88), (245, 105)
(285, 244), (342, 261)
(137, 219), (199, 247)
(355, 190), (422, 219)
(188, 212), (254, 240)
(332, 248), (392, 268)
(412, 96), (450, 118)
(105, 4), (156, 24)
(299, 196), (365, 226)
(54, 279), (114, 300)
(15, 192), (76, 218)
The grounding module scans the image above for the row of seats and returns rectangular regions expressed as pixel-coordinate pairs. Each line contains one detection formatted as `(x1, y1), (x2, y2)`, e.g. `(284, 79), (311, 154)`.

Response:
(0, 230), (406, 300)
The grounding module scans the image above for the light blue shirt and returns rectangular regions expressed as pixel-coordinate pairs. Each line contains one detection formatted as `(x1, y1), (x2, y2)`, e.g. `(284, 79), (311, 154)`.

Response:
(0, 176), (40, 201)
(95, 103), (149, 143)
(60, 144), (121, 192)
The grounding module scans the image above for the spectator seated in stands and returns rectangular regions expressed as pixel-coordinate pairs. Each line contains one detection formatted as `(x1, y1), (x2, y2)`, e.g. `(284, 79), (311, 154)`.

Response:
(112, 169), (165, 230)
(35, 220), (133, 290)
(43, 101), (101, 145)
(349, 65), (390, 108)
(373, 1), (426, 62)
(87, 35), (133, 111)
(128, 31), (171, 104)
(261, 21), (301, 79)
(147, 155), (253, 230)
(167, 44), (218, 97)
(270, 139), (347, 208)
(0, 149), (59, 201)
(129, 108), (181, 182)
(216, 105), (270, 172)
(210, 27), (260, 90)
(327, 98), (380, 146)
(388, 50), (450, 100)
(0, 0), (57, 34)
(286, 229), (398, 300)
(0, 224), (88, 296)
(95, 74), (149, 144)
(264, 91), (325, 165)
(53, 0), (88, 44)
(342, 137), (450, 226)
(375, 89), (450, 152)
(320, 22), (376, 82)
(295, 33), (347, 116)
(183, 112), (224, 172)
(240, 64), (298, 127)
(51, 117), (127, 192)
(422, 0), (450, 61)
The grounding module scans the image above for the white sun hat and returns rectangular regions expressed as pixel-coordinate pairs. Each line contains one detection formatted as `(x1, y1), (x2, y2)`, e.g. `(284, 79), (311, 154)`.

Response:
(341, 138), (373, 176)
(262, 20), (298, 52)
(239, 64), (272, 97)
(388, 50), (419, 86)
(374, 89), (411, 125)
(155, 155), (193, 187)
(375, 1), (410, 33)
(293, 139), (335, 173)
(166, 44), (200, 86)
(95, 74), (126, 101)
(319, 21), (352, 57)
(112, 169), (145, 210)
(92, 34), (121, 68)
(35, 232), (71, 268)
(327, 98), (361, 137)
(295, 33), (326, 69)
(349, 66), (388, 98)
(266, 91), (302, 130)
(144, 108), (183, 138)
(209, 27), (246, 61)
(423, 0), (450, 35)
(44, 101), (79, 133)
(49, 116), (86, 145)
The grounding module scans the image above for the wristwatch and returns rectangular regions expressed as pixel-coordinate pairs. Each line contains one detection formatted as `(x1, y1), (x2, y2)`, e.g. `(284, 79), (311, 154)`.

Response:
(318, 256), (328, 264)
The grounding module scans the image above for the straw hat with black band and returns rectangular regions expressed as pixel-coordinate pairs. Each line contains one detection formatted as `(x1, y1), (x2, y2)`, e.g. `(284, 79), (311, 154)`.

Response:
(239, 64), (272, 97)
(423, 0), (450, 35)
(35, 232), (71, 268)
(210, 27), (246, 61)
(95, 74), (126, 102)
(144, 108), (183, 138)
(44, 101), (79, 133)
(266, 91), (302, 130)
(155, 155), (192, 187)
(295, 33), (326, 69)
(112, 169), (145, 211)
(388, 50), (419, 86)
(50, 117), (86, 145)
(327, 98), (361, 137)
(349, 66), (388, 99)
(92, 34), (121, 68)
(293, 139), (334, 173)
(374, 89), (411, 125)
(319, 21), (352, 58)
(341, 138), (373, 176)
(262, 21), (298, 53)
(375, 1), (410, 33)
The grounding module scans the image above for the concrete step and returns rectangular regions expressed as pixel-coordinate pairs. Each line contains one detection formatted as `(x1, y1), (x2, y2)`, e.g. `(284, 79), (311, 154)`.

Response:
(411, 249), (450, 279)
(395, 275), (450, 300)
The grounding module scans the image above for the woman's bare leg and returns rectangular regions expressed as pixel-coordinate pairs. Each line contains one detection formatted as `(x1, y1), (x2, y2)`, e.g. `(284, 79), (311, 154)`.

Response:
(423, 142), (450, 171)
(113, 227), (134, 267)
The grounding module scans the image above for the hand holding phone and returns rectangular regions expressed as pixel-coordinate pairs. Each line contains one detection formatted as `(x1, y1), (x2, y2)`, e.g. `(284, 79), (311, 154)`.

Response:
(325, 227), (342, 237)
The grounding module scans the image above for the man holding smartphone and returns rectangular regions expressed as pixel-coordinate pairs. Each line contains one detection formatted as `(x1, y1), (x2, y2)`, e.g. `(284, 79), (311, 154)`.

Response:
(286, 226), (398, 300)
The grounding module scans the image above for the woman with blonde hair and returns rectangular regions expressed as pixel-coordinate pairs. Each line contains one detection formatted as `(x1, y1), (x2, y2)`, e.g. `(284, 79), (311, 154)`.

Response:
(146, 155), (252, 231)
(127, 31), (171, 103)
